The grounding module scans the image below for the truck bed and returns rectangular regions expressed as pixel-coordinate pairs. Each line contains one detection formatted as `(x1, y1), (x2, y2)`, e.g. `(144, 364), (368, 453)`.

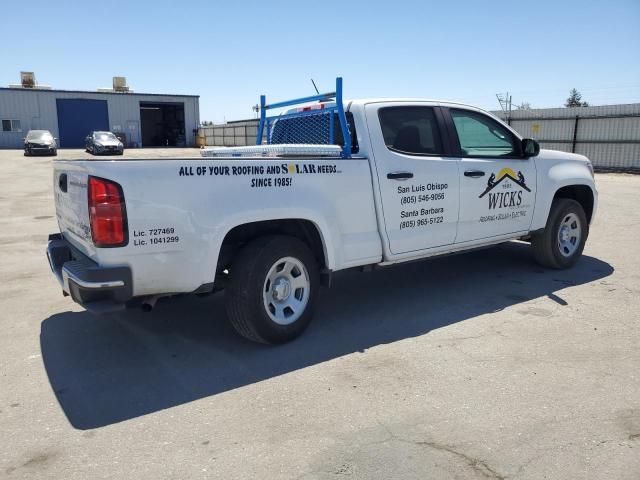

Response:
(52, 153), (383, 298)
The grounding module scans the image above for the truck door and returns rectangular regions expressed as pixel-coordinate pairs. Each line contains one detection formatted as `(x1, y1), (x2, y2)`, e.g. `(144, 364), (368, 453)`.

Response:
(366, 104), (459, 255)
(445, 108), (537, 243)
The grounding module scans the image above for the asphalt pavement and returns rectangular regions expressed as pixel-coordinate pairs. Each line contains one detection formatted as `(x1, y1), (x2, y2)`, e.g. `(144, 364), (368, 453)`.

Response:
(0, 149), (638, 479)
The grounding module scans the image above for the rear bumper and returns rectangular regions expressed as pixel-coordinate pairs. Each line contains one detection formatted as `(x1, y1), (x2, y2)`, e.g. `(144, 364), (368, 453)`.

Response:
(46, 233), (133, 313)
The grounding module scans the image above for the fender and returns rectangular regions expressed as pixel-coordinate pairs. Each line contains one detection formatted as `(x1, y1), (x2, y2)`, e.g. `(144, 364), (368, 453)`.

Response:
(531, 158), (597, 231)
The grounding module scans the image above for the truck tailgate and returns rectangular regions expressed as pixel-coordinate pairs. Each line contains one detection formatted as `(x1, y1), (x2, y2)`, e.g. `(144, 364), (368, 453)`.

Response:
(53, 162), (96, 259)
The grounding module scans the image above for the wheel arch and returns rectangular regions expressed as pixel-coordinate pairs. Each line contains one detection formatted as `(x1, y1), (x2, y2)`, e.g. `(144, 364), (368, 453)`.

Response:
(531, 176), (596, 232)
(216, 218), (332, 278)
(553, 184), (595, 224)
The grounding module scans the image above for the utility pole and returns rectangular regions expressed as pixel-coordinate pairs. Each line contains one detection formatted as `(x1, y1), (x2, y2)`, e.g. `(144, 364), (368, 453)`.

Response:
(496, 92), (512, 123)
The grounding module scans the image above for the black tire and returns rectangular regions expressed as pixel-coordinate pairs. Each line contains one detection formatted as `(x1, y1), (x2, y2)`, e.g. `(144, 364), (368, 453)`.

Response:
(531, 198), (588, 269)
(24, 150), (30, 157)
(225, 235), (320, 344)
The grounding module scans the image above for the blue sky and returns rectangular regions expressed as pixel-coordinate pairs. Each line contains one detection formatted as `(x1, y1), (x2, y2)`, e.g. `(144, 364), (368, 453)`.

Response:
(2, 0), (639, 122)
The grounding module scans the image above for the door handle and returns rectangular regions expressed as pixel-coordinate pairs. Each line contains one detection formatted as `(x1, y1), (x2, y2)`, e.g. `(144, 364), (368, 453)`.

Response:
(464, 170), (485, 178)
(58, 173), (68, 192)
(387, 172), (414, 180)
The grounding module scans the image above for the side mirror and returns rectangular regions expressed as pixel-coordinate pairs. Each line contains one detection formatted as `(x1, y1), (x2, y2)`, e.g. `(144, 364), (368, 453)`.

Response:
(522, 138), (540, 157)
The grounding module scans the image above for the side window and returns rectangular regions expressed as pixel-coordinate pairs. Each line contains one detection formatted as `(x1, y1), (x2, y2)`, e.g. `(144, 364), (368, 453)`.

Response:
(378, 107), (444, 156)
(2, 120), (21, 132)
(450, 109), (519, 157)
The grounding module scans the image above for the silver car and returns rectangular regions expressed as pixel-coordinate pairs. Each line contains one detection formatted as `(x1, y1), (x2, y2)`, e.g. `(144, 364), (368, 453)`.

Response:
(24, 130), (57, 156)
(85, 131), (124, 155)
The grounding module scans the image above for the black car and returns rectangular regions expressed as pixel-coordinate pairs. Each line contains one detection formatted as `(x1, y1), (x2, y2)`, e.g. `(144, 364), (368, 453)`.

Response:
(24, 130), (57, 156)
(85, 131), (124, 155)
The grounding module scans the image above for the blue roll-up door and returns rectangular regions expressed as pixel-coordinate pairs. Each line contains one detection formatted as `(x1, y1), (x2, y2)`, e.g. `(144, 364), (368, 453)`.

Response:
(56, 99), (109, 148)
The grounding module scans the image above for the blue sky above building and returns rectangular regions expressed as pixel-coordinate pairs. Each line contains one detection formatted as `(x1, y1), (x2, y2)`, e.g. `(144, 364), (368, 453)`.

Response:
(3, 0), (639, 122)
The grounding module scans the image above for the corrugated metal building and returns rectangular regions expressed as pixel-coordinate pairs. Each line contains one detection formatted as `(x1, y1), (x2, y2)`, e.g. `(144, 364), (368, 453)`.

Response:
(0, 86), (200, 149)
(493, 103), (640, 169)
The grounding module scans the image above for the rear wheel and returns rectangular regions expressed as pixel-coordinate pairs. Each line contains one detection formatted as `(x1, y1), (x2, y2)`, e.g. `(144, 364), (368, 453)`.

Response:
(531, 198), (588, 269)
(225, 235), (320, 344)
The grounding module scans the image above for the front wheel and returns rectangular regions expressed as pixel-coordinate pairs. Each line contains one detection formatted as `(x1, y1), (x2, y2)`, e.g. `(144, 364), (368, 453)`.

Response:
(225, 235), (320, 344)
(531, 198), (588, 269)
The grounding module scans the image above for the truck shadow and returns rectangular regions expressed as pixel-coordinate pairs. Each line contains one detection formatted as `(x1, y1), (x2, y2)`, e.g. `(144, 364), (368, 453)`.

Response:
(40, 242), (613, 430)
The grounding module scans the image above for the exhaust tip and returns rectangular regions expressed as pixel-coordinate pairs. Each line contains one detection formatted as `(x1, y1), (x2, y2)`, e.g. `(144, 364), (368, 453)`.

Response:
(140, 295), (161, 312)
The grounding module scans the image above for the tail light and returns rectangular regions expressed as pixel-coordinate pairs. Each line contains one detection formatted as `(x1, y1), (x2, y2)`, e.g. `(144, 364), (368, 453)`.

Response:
(88, 176), (128, 247)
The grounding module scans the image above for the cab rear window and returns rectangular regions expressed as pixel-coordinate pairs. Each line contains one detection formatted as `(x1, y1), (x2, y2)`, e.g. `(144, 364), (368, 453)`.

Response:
(270, 112), (359, 153)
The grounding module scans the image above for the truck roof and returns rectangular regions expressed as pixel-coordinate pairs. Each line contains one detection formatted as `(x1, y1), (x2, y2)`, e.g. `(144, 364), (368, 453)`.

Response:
(347, 98), (473, 106)
(285, 98), (485, 111)
(347, 98), (495, 116)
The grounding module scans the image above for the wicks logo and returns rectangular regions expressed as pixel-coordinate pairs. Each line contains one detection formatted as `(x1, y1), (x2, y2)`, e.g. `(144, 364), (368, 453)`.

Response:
(479, 168), (531, 210)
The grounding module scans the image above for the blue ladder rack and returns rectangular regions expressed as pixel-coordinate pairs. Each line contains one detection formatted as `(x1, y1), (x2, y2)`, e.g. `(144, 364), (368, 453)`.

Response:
(256, 77), (353, 158)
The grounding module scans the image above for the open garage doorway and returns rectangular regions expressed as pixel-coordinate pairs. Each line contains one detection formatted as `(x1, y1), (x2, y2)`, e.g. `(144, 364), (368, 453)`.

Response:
(140, 102), (186, 147)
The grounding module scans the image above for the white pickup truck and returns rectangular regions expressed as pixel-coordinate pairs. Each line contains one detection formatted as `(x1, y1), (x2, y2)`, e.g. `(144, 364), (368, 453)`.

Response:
(47, 78), (597, 344)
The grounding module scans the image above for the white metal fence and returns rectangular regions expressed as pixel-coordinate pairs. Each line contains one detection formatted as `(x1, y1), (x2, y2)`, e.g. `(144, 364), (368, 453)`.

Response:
(199, 119), (258, 147)
(495, 103), (640, 170)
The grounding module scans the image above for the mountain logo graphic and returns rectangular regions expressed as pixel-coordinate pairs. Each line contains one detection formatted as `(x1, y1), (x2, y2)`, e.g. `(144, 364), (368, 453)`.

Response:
(479, 168), (531, 198)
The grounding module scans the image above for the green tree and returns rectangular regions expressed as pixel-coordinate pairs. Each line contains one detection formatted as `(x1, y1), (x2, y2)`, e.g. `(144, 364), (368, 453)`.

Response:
(565, 89), (589, 107)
